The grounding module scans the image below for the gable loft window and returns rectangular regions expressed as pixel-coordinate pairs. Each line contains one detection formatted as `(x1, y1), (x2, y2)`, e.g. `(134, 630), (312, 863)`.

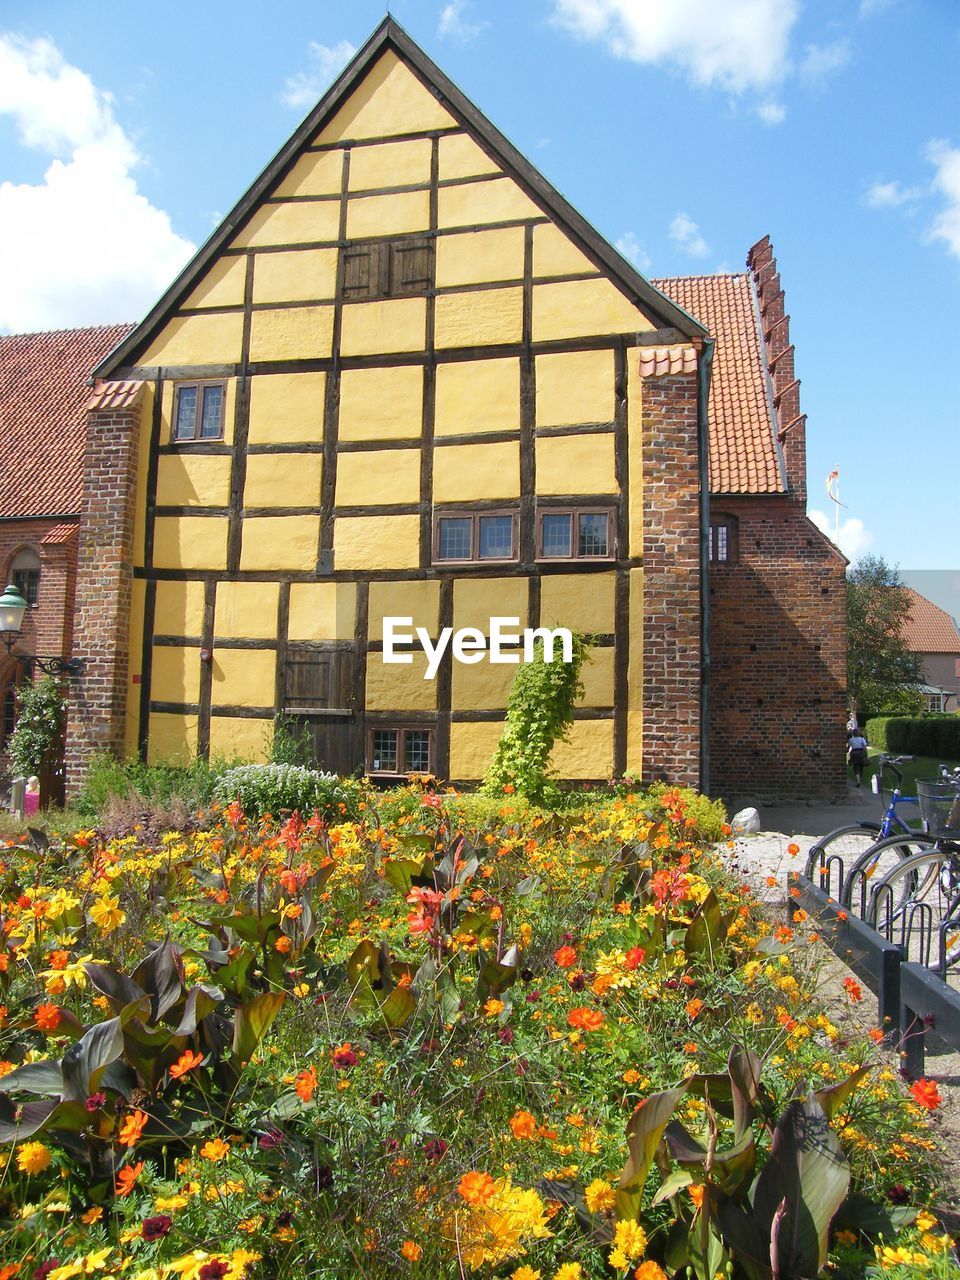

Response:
(11, 548), (41, 607)
(537, 509), (614, 561)
(434, 511), (518, 564)
(368, 726), (433, 776)
(173, 381), (226, 442)
(341, 239), (433, 301)
(708, 515), (738, 564)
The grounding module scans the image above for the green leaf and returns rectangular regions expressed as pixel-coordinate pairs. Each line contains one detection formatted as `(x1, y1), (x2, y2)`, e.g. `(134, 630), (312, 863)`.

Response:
(378, 987), (416, 1028)
(383, 858), (424, 894)
(84, 963), (145, 1012)
(232, 991), (285, 1064)
(616, 1085), (689, 1220)
(652, 1168), (695, 1206)
(171, 985), (223, 1036)
(0, 1060), (64, 1096)
(60, 1018), (123, 1103)
(132, 941), (184, 1019)
(0, 1098), (88, 1143)
(814, 1065), (869, 1123)
(727, 1045), (763, 1140)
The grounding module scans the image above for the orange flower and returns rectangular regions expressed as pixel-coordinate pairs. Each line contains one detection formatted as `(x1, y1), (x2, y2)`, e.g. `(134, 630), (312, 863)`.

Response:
(688, 1184), (705, 1209)
(274, 935), (293, 954)
(295, 1064), (318, 1102)
(787, 842), (800, 857)
(458, 1170), (497, 1206)
(47, 950), (70, 971)
(115, 1160), (144, 1197)
(792, 908), (808, 923)
(400, 1241), (422, 1262)
(169, 1049), (204, 1079)
(842, 977), (863, 1004)
(774, 925), (794, 944)
(199, 1137), (231, 1161)
(635, 1262), (668, 1280)
(118, 1109), (149, 1147)
(623, 947), (646, 970)
(554, 945), (578, 968)
(685, 998), (704, 1020)
(910, 1078), (942, 1110)
(868, 1027), (885, 1044)
(509, 1109), (538, 1140)
(0, 1265), (21, 1280)
(567, 1007), (604, 1032)
(34, 1003), (61, 1032)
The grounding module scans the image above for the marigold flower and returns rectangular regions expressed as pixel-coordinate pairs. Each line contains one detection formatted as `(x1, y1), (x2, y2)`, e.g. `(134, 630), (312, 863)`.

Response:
(511, 1268), (542, 1280)
(688, 1183), (705, 1208)
(484, 998), (505, 1017)
(400, 1241), (422, 1262)
(509, 1109), (538, 1140)
(47, 950), (70, 971)
(787, 842), (800, 856)
(34, 1003), (61, 1031)
(458, 1170), (497, 1205)
(295, 1065), (317, 1101)
(81, 1205), (104, 1224)
(200, 1138), (231, 1162)
(274, 935), (293, 954)
(16, 1141), (51, 1175)
(567, 1007), (604, 1032)
(584, 1178), (615, 1213)
(332, 1042), (358, 1069)
(169, 1048), (204, 1079)
(910, 1078), (942, 1110)
(634, 1264), (668, 1280)
(552, 1265), (582, 1280)
(118, 1109), (149, 1147)
(684, 998), (704, 1019)
(116, 1160), (144, 1197)
(554, 945), (578, 968)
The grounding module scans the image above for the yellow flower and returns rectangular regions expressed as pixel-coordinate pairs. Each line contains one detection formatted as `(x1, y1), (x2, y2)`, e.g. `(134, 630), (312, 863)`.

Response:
(552, 1266), (582, 1280)
(81, 1206), (104, 1224)
(199, 1137), (231, 1162)
(511, 1268), (542, 1280)
(916, 1210), (937, 1233)
(90, 895), (125, 933)
(608, 1218), (648, 1266)
(16, 1141), (52, 1174)
(584, 1178), (615, 1213)
(155, 1193), (190, 1212)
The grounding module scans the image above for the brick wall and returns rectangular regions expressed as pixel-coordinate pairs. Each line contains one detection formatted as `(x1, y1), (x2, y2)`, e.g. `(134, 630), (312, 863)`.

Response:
(709, 495), (847, 800)
(64, 395), (143, 798)
(641, 370), (702, 787)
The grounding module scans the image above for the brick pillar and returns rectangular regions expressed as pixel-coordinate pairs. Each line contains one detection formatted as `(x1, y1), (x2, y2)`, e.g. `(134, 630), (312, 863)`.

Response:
(641, 369), (702, 787)
(64, 384), (143, 799)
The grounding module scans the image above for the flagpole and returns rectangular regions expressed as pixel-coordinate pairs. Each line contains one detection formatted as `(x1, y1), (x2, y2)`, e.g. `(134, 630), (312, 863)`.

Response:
(835, 467), (840, 542)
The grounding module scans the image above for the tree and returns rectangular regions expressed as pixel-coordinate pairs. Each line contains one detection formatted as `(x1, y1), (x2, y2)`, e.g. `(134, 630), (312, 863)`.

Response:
(846, 555), (923, 716)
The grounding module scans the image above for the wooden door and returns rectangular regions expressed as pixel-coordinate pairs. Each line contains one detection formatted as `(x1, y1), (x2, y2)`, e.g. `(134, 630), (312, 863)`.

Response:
(283, 645), (360, 776)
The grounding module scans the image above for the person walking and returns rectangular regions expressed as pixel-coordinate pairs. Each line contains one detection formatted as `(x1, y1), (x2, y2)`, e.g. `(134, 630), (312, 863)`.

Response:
(847, 728), (869, 787)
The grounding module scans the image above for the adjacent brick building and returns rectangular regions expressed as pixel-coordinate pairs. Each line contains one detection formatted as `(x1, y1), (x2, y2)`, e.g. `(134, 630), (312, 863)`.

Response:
(902, 589), (960, 713)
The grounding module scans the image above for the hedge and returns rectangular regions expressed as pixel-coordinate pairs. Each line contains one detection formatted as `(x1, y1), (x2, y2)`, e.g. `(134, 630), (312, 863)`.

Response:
(865, 714), (960, 758)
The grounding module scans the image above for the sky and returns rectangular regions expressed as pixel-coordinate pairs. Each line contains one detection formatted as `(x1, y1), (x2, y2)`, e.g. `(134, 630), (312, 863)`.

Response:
(0, 0), (957, 591)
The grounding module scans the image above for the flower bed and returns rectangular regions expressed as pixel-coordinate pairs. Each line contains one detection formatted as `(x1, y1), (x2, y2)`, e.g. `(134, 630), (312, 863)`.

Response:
(0, 784), (955, 1279)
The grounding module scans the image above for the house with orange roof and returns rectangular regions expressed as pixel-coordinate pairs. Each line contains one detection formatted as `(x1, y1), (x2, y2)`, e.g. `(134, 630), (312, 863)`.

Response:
(902, 588), (960, 713)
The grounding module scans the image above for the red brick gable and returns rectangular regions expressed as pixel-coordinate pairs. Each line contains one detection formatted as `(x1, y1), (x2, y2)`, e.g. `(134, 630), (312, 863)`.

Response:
(0, 324), (133, 520)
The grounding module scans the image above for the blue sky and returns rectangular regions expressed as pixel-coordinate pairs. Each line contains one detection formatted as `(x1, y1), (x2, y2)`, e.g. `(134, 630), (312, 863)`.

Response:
(0, 0), (957, 590)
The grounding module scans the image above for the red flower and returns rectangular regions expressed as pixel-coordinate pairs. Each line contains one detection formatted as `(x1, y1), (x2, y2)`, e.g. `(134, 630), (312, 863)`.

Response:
(34, 1004), (61, 1032)
(624, 947), (646, 971)
(198, 1264), (230, 1280)
(910, 1078), (942, 1110)
(85, 1092), (106, 1112)
(295, 1066), (317, 1103)
(567, 1007), (604, 1032)
(332, 1042), (358, 1070)
(421, 792), (443, 810)
(842, 977), (863, 1003)
(141, 1214), (172, 1241)
(554, 945), (578, 968)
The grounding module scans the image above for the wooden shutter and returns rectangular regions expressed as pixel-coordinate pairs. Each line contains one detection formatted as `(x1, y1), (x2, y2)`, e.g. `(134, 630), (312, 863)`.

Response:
(285, 648), (355, 714)
(341, 244), (381, 299)
(390, 240), (432, 295)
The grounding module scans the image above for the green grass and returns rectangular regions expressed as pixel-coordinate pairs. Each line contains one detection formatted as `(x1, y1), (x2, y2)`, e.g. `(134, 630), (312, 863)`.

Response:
(853, 747), (960, 798)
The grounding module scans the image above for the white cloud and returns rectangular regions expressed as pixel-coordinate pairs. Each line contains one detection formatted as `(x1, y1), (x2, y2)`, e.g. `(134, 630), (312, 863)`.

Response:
(864, 178), (922, 209)
(550, 0), (800, 94)
(668, 211), (709, 257)
(439, 0), (489, 42)
(924, 139), (960, 260)
(0, 35), (194, 333)
(859, 0), (894, 15)
(757, 100), (787, 125)
(809, 508), (874, 560)
(615, 231), (652, 272)
(798, 39), (851, 86)
(282, 40), (356, 110)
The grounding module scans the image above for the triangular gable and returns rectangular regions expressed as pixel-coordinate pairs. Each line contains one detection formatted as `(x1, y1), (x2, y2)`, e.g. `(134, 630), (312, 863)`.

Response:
(96, 17), (704, 375)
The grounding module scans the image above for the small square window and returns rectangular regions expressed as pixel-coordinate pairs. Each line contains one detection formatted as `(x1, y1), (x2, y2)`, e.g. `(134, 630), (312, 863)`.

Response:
(434, 511), (517, 564)
(371, 729), (399, 773)
(438, 517), (473, 561)
(541, 513), (572, 558)
(368, 727), (433, 775)
(478, 515), (513, 559)
(174, 381), (226, 442)
(578, 512), (609, 557)
(538, 509), (614, 561)
(404, 730), (431, 773)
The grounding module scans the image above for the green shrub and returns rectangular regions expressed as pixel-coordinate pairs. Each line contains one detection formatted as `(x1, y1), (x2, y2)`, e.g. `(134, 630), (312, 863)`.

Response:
(270, 713), (315, 767)
(865, 715), (960, 758)
(76, 753), (230, 818)
(7, 675), (66, 777)
(212, 762), (360, 818)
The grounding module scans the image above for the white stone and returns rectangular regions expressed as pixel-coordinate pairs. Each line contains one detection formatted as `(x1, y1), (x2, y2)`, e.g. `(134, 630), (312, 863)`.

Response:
(731, 807), (762, 835)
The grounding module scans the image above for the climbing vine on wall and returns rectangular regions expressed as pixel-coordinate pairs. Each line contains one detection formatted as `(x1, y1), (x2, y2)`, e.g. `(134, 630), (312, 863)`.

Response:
(7, 675), (67, 778)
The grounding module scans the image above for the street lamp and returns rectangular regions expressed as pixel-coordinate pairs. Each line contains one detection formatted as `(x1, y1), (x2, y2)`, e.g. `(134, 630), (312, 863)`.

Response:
(0, 583), (84, 677)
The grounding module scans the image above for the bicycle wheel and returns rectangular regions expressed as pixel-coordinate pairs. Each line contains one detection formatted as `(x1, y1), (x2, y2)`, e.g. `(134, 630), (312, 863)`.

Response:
(865, 847), (959, 970)
(841, 833), (936, 914)
(803, 824), (882, 892)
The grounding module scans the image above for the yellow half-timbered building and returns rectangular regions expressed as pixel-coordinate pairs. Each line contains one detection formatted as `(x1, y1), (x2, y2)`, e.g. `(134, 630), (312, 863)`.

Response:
(73, 18), (720, 791)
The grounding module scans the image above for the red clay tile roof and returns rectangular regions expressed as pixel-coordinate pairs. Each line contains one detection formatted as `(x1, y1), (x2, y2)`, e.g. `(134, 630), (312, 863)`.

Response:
(0, 324), (133, 520)
(902, 589), (960, 655)
(39, 523), (79, 545)
(87, 379), (143, 412)
(653, 273), (785, 495)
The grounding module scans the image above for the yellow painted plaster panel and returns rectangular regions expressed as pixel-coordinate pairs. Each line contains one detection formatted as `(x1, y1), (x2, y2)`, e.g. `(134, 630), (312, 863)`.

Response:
(148, 713), (197, 766)
(540, 573), (616, 634)
(315, 51), (456, 143)
(239, 516), (320, 572)
(155, 581), (205, 639)
(212, 648), (276, 708)
(435, 287), (522, 349)
(182, 255), (247, 310)
(438, 133), (500, 181)
(533, 223), (597, 278)
(433, 440), (519, 502)
(142, 314), (243, 367)
(536, 349), (615, 427)
(336, 448), (420, 507)
(156, 455), (231, 508)
(534, 279), (653, 342)
(334, 515), (421, 571)
(274, 150), (343, 198)
(451, 658), (515, 710)
(369, 580), (440, 641)
(365, 651), (436, 711)
(349, 137), (432, 191)
(210, 716), (272, 764)
(154, 517), (228, 571)
(450, 721), (503, 779)
(244, 453), (323, 508)
(435, 358), (519, 436)
(288, 583), (357, 642)
(438, 177), (540, 228)
(536, 434), (617, 496)
(578, 646), (615, 707)
(231, 201), (340, 249)
(339, 365), (423, 441)
(346, 190), (430, 239)
(215, 582), (280, 640)
(152, 647), (202, 705)
(549, 719), (614, 779)
(162, 380), (237, 447)
(627, 568), (643, 777)
(248, 372), (325, 445)
(627, 358), (643, 558)
(249, 307), (333, 363)
(453, 577), (527, 631)
(253, 250), (337, 304)
(340, 298), (426, 357)
(435, 228), (525, 288)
